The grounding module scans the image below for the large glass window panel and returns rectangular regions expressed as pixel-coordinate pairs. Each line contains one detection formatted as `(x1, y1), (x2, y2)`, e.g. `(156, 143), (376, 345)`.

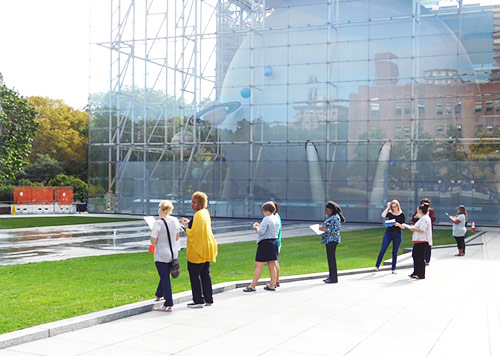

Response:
(288, 46), (328, 69)
(259, 84), (288, 105)
(333, 80), (369, 102)
(252, 180), (287, 200)
(286, 180), (314, 201)
(254, 104), (288, 137)
(418, 14), (460, 36)
(259, 46), (290, 68)
(369, 20), (413, 41)
(336, 41), (369, 62)
(337, 23), (369, 42)
(287, 3), (329, 27)
(339, 0), (369, 23)
(335, 61), (370, 83)
(287, 82), (328, 105)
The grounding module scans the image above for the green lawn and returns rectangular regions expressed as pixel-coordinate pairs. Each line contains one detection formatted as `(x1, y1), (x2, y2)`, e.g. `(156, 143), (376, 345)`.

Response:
(0, 216), (140, 229)
(0, 227), (458, 334)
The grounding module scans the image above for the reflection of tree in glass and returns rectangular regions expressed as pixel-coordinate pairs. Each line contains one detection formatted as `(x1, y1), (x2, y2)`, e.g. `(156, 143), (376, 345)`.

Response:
(469, 129), (500, 201)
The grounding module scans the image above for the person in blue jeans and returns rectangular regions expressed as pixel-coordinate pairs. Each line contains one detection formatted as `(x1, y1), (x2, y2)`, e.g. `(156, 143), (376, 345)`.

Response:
(375, 200), (405, 274)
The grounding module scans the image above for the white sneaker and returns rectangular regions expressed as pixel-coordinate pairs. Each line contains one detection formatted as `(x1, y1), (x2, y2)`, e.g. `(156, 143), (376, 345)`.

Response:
(187, 302), (204, 308)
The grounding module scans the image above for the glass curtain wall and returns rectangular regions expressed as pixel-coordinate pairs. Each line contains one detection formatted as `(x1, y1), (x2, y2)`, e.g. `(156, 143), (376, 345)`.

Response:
(89, 0), (500, 225)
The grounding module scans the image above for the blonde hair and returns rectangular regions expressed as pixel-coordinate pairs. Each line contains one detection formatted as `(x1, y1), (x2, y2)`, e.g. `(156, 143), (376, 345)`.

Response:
(158, 200), (174, 215)
(192, 191), (208, 208)
(390, 199), (402, 214)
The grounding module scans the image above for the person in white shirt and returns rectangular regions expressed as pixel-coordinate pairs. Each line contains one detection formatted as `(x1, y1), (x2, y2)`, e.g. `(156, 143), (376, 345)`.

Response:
(449, 205), (468, 257)
(396, 204), (432, 280)
(151, 200), (182, 312)
(243, 202), (281, 292)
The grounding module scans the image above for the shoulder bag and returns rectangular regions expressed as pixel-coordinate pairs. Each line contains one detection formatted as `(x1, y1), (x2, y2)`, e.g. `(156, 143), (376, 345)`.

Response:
(162, 219), (180, 279)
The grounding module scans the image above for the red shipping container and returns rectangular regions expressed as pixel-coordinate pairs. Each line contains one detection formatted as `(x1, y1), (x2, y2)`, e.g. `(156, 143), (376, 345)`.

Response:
(14, 187), (33, 205)
(32, 187), (54, 205)
(54, 187), (73, 205)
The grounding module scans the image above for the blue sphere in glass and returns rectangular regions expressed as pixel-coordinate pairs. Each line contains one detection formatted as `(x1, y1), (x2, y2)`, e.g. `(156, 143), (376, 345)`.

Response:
(264, 65), (273, 76)
(240, 87), (251, 98)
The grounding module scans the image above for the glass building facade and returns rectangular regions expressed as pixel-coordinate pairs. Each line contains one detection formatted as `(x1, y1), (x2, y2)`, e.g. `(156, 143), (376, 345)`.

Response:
(89, 0), (500, 225)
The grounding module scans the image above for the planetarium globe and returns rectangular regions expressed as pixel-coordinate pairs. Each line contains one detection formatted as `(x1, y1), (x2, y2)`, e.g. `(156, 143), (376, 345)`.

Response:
(209, 0), (474, 207)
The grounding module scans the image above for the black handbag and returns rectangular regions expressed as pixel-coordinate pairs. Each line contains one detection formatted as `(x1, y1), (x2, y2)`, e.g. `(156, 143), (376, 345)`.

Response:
(162, 219), (180, 279)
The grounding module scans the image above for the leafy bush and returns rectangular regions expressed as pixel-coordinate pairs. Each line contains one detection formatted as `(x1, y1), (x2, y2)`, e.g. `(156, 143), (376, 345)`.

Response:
(48, 174), (88, 201)
(16, 154), (64, 184)
(16, 179), (44, 187)
(89, 183), (106, 197)
(0, 184), (13, 202)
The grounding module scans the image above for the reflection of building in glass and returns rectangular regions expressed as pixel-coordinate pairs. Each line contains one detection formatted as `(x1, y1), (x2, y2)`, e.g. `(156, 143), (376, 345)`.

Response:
(292, 76), (341, 129)
(89, 0), (500, 225)
(350, 60), (500, 143)
(424, 69), (460, 85)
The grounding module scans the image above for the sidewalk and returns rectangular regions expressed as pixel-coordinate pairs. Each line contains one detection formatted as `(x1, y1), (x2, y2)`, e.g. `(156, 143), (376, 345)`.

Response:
(1, 231), (499, 356)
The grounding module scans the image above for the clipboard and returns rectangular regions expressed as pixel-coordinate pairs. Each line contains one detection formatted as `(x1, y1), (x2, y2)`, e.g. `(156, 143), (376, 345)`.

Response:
(143, 216), (156, 230)
(309, 224), (323, 235)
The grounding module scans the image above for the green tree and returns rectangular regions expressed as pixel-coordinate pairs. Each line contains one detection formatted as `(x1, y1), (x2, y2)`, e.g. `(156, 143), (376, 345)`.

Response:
(28, 97), (88, 180)
(0, 78), (39, 180)
(16, 154), (64, 184)
(48, 174), (88, 201)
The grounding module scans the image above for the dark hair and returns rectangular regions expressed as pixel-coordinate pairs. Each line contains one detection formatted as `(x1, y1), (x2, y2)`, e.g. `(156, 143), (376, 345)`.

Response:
(262, 201), (276, 214)
(271, 201), (279, 214)
(418, 204), (429, 214)
(420, 198), (432, 206)
(326, 200), (346, 223)
(457, 205), (468, 220)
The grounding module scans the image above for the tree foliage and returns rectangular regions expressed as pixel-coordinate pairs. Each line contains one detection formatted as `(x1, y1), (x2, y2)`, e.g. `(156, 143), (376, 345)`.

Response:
(48, 174), (88, 200)
(0, 81), (39, 180)
(16, 154), (64, 184)
(28, 97), (88, 179)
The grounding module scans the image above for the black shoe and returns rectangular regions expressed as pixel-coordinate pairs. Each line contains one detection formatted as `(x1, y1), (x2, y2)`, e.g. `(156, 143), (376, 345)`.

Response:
(187, 302), (204, 308)
(323, 278), (338, 284)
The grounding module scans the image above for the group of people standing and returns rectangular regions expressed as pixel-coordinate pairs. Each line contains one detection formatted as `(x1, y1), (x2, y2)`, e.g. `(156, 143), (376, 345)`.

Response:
(243, 199), (346, 291)
(149, 191), (470, 311)
(374, 198), (469, 280)
(151, 191), (218, 311)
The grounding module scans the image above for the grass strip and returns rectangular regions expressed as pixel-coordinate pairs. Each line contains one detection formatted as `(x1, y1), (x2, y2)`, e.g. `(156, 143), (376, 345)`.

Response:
(0, 216), (140, 230)
(0, 227), (458, 334)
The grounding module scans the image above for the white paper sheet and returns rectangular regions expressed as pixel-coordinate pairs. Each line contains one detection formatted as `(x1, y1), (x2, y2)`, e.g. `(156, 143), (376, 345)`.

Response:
(143, 216), (156, 230)
(309, 224), (323, 235)
(402, 223), (412, 229)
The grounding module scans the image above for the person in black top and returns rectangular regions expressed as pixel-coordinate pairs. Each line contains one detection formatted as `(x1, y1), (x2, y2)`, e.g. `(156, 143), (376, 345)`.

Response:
(374, 199), (406, 274)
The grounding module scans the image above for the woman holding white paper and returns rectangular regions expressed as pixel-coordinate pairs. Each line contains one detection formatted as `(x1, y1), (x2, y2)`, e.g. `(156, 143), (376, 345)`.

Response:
(374, 200), (405, 273)
(449, 205), (468, 256)
(150, 200), (182, 311)
(318, 201), (345, 284)
(396, 204), (432, 280)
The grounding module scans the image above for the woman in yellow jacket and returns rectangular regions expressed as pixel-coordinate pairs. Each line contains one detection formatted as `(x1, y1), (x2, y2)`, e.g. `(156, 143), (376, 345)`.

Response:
(181, 191), (218, 308)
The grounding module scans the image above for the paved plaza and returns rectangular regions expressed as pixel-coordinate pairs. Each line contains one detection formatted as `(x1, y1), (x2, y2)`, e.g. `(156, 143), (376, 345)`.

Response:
(1, 230), (499, 356)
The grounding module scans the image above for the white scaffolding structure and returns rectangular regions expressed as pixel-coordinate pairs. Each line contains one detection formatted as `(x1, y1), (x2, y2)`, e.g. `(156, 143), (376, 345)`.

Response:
(92, 0), (267, 214)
